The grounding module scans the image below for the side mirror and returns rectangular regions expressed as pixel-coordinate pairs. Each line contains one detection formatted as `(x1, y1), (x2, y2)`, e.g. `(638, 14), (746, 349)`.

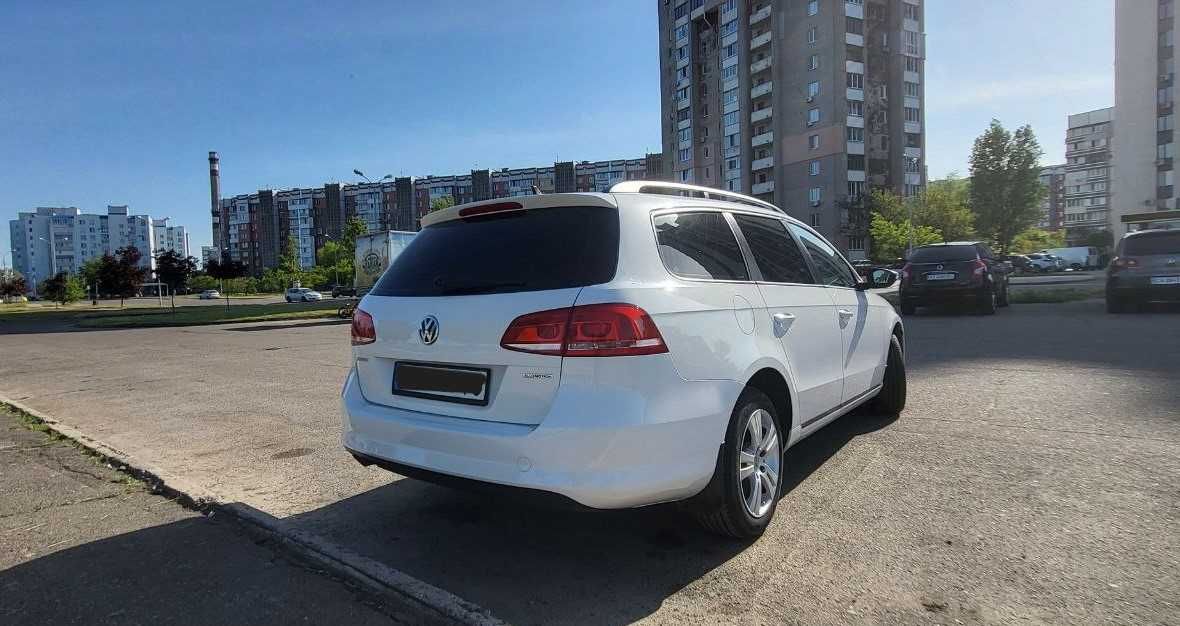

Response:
(870, 268), (897, 289)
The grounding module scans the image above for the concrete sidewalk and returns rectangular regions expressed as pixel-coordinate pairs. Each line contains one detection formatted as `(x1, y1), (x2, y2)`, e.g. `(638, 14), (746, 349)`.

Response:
(0, 407), (447, 625)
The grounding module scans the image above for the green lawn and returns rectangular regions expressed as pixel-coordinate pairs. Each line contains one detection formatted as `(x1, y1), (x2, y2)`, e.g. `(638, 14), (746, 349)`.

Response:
(1009, 286), (1105, 304)
(77, 301), (343, 328)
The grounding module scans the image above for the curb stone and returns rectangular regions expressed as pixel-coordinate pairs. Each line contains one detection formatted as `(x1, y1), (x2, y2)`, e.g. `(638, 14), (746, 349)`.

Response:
(0, 395), (504, 626)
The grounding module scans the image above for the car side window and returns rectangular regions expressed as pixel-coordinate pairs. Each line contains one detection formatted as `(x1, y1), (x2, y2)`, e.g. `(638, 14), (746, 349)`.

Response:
(733, 214), (814, 284)
(653, 211), (750, 281)
(787, 224), (857, 288)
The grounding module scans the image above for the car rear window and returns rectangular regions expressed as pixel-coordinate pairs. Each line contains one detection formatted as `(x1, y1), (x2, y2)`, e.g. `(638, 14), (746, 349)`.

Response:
(653, 211), (749, 281)
(370, 206), (619, 297)
(1123, 232), (1180, 256)
(909, 245), (977, 263)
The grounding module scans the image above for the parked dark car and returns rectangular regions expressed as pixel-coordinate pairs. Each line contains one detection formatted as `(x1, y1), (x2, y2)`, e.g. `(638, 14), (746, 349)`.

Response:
(899, 242), (1011, 315)
(1106, 229), (1180, 313)
(330, 284), (357, 298)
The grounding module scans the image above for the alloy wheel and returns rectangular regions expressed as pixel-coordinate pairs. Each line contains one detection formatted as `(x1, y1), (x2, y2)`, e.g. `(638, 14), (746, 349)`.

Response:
(738, 408), (780, 518)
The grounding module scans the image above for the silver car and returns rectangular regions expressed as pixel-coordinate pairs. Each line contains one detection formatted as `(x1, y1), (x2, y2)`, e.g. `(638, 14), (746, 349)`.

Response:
(1106, 230), (1180, 312)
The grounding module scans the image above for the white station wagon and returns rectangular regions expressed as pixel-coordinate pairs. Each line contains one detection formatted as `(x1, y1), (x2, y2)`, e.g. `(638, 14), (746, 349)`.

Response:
(342, 182), (905, 537)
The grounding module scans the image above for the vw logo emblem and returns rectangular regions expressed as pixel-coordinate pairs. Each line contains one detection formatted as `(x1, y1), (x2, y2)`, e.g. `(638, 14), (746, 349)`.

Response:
(418, 315), (439, 345)
(935, 264), (943, 270)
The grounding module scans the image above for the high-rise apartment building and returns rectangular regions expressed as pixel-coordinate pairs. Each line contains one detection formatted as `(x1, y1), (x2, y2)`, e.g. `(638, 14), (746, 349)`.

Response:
(151, 218), (190, 258)
(657, 0), (926, 259)
(1112, 0), (1180, 233)
(1063, 108), (1113, 244)
(1038, 165), (1067, 232)
(213, 156), (657, 273)
(8, 205), (164, 293)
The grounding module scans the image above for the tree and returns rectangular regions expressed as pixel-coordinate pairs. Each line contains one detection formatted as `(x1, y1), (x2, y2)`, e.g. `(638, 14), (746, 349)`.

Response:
(869, 212), (942, 262)
(1085, 229), (1114, 250)
(278, 235), (301, 274)
(1011, 228), (1066, 254)
(429, 196), (455, 213)
(78, 257), (104, 294)
(341, 216), (368, 262)
(918, 176), (976, 241)
(155, 250), (199, 310)
(0, 269), (28, 300)
(205, 256), (249, 311)
(316, 239), (352, 287)
(96, 247), (148, 307)
(41, 272), (85, 306)
(968, 120), (1046, 253)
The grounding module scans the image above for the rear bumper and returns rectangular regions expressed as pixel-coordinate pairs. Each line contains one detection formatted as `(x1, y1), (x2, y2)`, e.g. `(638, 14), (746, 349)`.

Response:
(340, 365), (742, 509)
(901, 285), (984, 303)
(1107, 278), (1180, 302)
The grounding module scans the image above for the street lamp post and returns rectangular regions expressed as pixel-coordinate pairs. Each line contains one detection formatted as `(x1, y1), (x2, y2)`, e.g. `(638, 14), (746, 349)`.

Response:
(353, 169), (393, 228)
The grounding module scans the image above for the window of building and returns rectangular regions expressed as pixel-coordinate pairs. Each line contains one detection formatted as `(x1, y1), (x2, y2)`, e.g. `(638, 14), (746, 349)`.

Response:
(809, 160), (821, 176)
(904, 106), (921, 123)
(726, 131), (740, 147)
(723, 87), (738, 105)
(653, 212), (749, 281)
(808, 80), (820, 98)
(677, 107), (691, 122)
(904, 183), (922, 197)
(721, 64), (737, 80)
(846, 127), (864, 142)
(810, 213), (821, 227)
(678, 127), (692, 143)
(675, 24), (690, 41)
(723, 43), (737, 59)
(847, 154), (865, 171)
(807, 26), (817, 44)
(734, 215), (815, 284)
(809, 187), (823, 205)
(904, 3), (919, 20)
(723, 0), (736, 12)
(904, 81), (920, 97)
(673, 2), (688, 20)
(905, 57), (920, 73)
(809, 134), (820, 150)
(904, 30), (920, 55)
(808, 54), (819, 70)
(846, 17), (863, 36)
(727, 158), (739, 171)
(847, 181), (865, 198)
(723, 110), (738, 126)
(848, 100), (864, 117)
(1162, 29), (1175, 48)
(1158, 143), (1175, 159)
(721, 18), (737, 36)
(678, 148), (692, 162)
(846, 72), (864, 89)
(807, 0), (819, 16)
(1159, 86), (1174, 106)
(807, 107), (820, 125)
(679, 169), (691, 182)
(904, 157), (921, 173)
(905, 132), (921, 148)
(677, 66), (689, 81)
(676, 86), (689, 100)
(848, 236), (865, 251)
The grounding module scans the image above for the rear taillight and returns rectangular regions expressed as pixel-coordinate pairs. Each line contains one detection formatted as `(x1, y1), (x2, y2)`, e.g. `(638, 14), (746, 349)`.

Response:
(351, 308), (376, 346)
(1110, 256), (1138, 272)
(501, 303), (668, 357)
(971, 259), (987, 276)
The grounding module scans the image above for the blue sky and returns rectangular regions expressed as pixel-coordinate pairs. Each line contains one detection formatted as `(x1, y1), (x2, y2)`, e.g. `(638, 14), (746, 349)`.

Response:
(1, 0), (1113, 251)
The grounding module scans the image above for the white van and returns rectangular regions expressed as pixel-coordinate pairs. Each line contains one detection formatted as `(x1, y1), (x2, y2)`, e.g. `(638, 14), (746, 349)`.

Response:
(1039, 247), (1100, 270)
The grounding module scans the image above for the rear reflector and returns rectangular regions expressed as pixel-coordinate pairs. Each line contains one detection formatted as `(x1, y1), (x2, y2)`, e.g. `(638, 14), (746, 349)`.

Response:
(501, 303), (668, 357)
(458, 201), (524, 218)
(351, 308), (376, 346)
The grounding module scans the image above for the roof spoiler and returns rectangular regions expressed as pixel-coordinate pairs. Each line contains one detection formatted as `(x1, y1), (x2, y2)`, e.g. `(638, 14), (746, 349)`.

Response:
(609, 180), (783, 213)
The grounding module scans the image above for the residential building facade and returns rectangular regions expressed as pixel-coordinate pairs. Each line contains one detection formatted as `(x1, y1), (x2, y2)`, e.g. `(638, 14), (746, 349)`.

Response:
(657, 0), (926, 259)
(1038, 164), (1067, 232)
(1111, 0), (1180, 233)
(151, 218), (190, 258)
(212, 156), (659, 273)
(8, 205), (161, 293)
(1063, 108), (1113, 244)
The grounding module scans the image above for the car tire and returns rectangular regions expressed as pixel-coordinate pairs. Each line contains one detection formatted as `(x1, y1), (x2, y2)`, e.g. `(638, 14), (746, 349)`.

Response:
(977, 288), (997, 315)
(868, 334), (906, 416)
(285, 297), (292, 303)
(1106, 294), (1133, 314)
(997, 282), (1010, 307)
(695, 387), (784, 539)
(900, 302), (917, 316)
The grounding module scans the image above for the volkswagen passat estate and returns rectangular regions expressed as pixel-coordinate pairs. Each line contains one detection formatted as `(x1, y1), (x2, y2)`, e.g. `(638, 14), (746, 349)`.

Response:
(342, 182), (906, 538)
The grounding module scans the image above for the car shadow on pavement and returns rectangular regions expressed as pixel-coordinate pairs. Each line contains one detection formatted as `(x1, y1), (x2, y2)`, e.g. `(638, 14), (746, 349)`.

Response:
(260, 410), (900, 625)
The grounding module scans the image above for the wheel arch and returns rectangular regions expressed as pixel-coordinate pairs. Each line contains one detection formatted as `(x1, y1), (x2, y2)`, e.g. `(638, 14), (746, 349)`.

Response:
(743, 365), (795, 439)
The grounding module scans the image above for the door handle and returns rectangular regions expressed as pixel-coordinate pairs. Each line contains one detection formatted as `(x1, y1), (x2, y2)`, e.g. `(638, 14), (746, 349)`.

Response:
(772, 312), (795, 338)
(837, 309), (854, 327)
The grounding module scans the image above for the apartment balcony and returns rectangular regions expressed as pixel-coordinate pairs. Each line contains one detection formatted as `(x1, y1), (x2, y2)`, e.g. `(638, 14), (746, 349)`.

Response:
(845, 1), (864, 19)
(845, 33), (864, 47)
(847, 141), (865, 155)
(904, 147), (922, 159)
(749, 5), (771, 25)
(752, 156), (774, 171)
(847, 169), (866, 182)
(904, 121), (922, 134)
(752, 131), (774, 147)
(750, 107), (773, 123)
(750, 56), (772, 75)
(724, 145), (742, 158)
(752, 180), (775, 195)
(750, 31), (772, 50)
(751, 81), (773, 99)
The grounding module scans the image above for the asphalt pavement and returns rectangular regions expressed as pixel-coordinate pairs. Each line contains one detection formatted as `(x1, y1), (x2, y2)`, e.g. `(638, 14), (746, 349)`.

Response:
(0, 299), (1177, 624)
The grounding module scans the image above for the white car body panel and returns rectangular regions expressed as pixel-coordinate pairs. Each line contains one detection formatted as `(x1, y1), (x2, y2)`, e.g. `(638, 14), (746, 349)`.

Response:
(341, 189), (902, 509)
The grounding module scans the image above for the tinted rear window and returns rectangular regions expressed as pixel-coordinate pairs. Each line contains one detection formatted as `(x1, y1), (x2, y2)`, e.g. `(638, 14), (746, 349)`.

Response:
(1124, 232), (1180, 256)
(370, 206), (618, 297)
(653, 212), (749, 281)
(909, 245), (977, 263)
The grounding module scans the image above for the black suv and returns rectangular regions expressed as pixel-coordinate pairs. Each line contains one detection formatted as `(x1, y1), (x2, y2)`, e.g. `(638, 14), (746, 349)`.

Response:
(899, 242), (1011, 315)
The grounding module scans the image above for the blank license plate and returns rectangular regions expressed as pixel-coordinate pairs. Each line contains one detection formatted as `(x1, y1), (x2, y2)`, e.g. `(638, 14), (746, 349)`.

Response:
(1150, 275), (1180, 285)
(926, 273), (956, 281)
(393, 362), (490, 405)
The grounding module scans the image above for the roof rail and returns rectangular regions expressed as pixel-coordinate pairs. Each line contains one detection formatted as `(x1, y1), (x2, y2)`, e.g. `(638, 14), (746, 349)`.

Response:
(609, 180), (783, 214)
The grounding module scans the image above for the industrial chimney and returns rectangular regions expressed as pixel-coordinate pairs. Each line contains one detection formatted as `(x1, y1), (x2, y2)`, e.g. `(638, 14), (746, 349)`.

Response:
(209, 151), (222, 251)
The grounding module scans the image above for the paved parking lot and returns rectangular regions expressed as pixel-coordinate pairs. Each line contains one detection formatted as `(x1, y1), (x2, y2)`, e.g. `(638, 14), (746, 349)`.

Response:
(1, 301), (1177, 624)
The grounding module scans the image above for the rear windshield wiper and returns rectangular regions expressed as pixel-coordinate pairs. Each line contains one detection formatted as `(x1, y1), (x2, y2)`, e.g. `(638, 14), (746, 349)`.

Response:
(433, 277), (527, 295)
